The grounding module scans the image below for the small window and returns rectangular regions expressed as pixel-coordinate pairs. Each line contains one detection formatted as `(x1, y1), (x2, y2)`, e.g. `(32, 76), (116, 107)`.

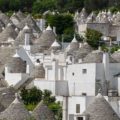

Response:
(76, 104), (80, 113)
(82, 93), (87, 96)
(82, 69), (87, 74)
(77, 117), (83, 120)
(70, 56), (72, 61)
(72, 72), (75, 76)
(36, 59), (40, 63)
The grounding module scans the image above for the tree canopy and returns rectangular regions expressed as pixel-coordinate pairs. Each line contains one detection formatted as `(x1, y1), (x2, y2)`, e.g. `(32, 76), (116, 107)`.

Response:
(85, 28), (102, 49)
(20, 87), (62, 120)
(0, 0), (119, 13)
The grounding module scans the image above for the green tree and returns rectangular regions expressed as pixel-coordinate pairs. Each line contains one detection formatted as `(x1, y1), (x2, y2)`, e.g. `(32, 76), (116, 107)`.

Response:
(49, 102), (62, 120)
(65, 0), (84, 13)
(62, 27), (83, 43)
(42, 89), (56, 105)
(46, 14), (75, 42)
(9, 0), (21, 11)
(42, 89), (62, 120)
(20, 88), (62, 120)
(108, 0), (120, 7)
(109, 6), (120, 13)
(85, 28), (102, 49)
(46, 14), (74, 35)
(20, 87), (42, 105)
(32, 0), (56, 13)
(56, 0), (66, 8)
(20, 87), (28, 104)
(20, 0), (35, 12)
(84, 0), (108, 13)
(62, 27), (75, 42)
(0, 0), (9, 12)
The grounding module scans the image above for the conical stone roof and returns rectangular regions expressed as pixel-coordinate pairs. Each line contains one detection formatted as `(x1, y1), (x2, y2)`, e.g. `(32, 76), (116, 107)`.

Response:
(0, 47), (15, 77)
(0, 93), (33, 120)
(34, 25), (56, 50)
(32, 101), (55, 120)
(0, 12), (11, 26)
(0, 20), (5, 32)
(0, 102), (4, 112)
(111, 50), (120, 62)
(7, 52), (26, 73)
(82, 93), (120, 120)
(0, 23), (17, 42)
(70, 42), (93, 61)
(10, 12), (20, 26)
(0, 87), (16, 109)
(17, 14), (40, 33)
(83, 50), (117, 63)
(69, 36), (79, 52)
(80, 8), (88, 19)
(16, 10), (26, 21)
(15, 25), (35, 46)
(32, 63), (45, 78)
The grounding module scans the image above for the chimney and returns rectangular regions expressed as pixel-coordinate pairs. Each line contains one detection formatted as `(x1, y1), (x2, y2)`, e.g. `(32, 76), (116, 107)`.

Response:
(25, 32), (30, 46)
(62, 97), (68, 120)
(102, 52), (110, 81)
(102, 52), (112, 90)
(53, 26), (56, 35)
(40, 19), (46, 31)
(52, 59), (58, 81)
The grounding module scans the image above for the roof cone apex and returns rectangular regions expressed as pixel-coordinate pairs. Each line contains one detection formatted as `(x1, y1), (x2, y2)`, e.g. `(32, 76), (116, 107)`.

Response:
(12, 93), (20, 104)
(51, 40), (60, 47)
(23, 24), (30, 30)
(71, 35), (78, 43)
(13, 12), (16, 15)
(7, 23), (12, 27)
(13, 50), (20, 58)
(96, 93), (103, 98)
(98, 46), (102, 51)
(46, 25), (52, 31)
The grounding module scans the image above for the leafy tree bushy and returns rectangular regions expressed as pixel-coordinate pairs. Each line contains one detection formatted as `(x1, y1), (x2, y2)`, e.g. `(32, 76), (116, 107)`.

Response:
(20, 87), (42, 105)
(32, 0), (56, 13)
(0, 0), (120, 13)
(84, 0), (108, 13)
(85, 28), (102, 49)
(45, 14), (74, 35)
(45, 13), (77, 42)
(20, 87), (62, 120)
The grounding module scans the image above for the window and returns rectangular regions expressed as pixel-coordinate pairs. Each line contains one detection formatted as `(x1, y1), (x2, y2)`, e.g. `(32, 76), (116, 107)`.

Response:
(82, 93), (87, 96)
(77, 117), (83, 120)
(72, 72), (75, 76)
(76, 104), (80, 113)
(82, 69), (87, 74)
(36, 59), (40, 63)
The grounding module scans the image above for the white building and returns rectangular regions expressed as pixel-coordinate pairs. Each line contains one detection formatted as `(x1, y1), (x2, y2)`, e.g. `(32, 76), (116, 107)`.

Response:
(75, 8), (120, 43)
(0, 11), (120, 120)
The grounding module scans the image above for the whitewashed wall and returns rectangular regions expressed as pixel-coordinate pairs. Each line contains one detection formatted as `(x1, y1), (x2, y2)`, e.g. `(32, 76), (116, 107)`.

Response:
(5, 72), (28, 86)
(66, 63), (96, 96)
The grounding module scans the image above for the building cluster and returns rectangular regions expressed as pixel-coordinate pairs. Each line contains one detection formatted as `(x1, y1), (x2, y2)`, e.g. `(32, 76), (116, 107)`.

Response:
(75, 8), (120, 42)
(0, 10), (119, 120)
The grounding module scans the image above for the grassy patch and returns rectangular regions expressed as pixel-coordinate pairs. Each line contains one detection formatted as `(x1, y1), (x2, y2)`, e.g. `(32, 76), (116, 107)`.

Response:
(25, 104), (37, 111)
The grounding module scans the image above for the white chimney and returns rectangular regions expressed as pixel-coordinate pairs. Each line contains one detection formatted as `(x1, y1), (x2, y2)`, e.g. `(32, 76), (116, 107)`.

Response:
(26, 64), (30, 74)
(62, 97), (68, 120)
(52, 59), (58, 81)
(53, 26), (56, 35)
(25, 32), (30, 46)
(102, 52), (112, 89)
(103, 52), (109, 80)
(40, 19), (46, 31)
